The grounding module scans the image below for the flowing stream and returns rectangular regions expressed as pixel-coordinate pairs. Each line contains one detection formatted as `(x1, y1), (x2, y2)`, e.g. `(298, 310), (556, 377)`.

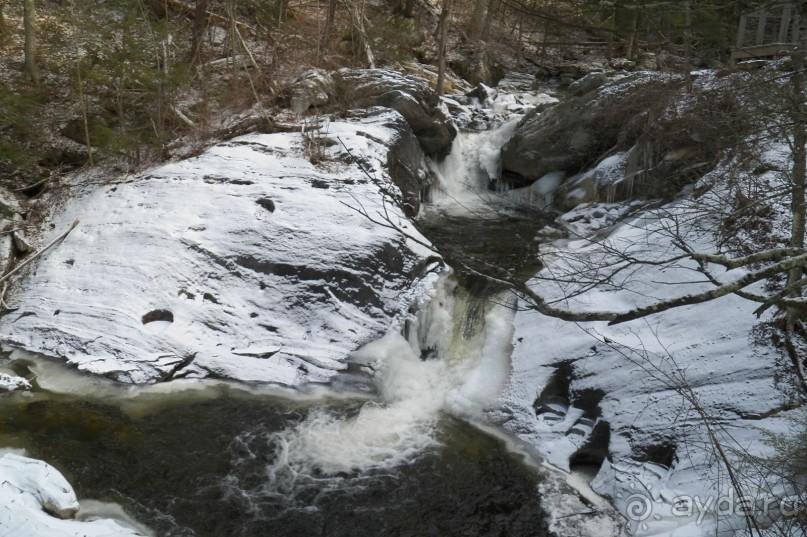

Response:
(0, 99), (553, 536)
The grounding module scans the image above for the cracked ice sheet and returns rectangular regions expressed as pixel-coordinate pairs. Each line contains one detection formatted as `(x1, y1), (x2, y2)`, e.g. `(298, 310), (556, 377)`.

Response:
(0, 110), (437, 386)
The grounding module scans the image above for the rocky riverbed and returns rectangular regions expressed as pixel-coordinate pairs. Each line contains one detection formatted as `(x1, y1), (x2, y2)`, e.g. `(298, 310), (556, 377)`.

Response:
(0, 65), (802, 537)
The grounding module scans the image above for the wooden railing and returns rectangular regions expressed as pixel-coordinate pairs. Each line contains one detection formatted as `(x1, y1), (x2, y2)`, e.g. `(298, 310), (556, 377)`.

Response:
(733, 2), (803, 60)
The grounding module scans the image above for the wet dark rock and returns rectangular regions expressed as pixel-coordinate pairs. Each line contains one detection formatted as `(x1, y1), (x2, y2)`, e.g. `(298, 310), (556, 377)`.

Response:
(334, 69), (457, 159)
(500, 93), (613, 188)
(142, 309), (174, 324)
(569, 420), (611, 468)
(286, 69), (336, 114)
(286, 69), (457, 159)
(500, 72), (741, 208)
(448, 42), (507, 87)
(383, 116), (432, 217)
(466, 82), (496, 103)
(568, 71), (607, 96)
(256, 198), (275, 212)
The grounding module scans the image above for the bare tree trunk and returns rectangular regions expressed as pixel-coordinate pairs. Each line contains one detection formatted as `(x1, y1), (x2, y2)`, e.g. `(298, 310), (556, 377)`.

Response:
(468, 0), (486, 38)
(480, 0), (497, 42)
(277, 0), (289, 24)
(145, 0), (168, 18)
(539, 16), (549, 67)
(784, 49), (807, 395)
(788, 51), (807, 309)
(188, 0), (209, 64)
(23, 0), (39, 84)
(68, 1), (92, 164)
(322, 0), (337, 45)
(605, 2), (615, 59)
(345, 0), (374, 67)
(0, 2), (7, 41)
(626, 6), (639, 60)
(436, 0), (452, 96)
(684, 0), (692, 83)
(76, 59), (93, 166)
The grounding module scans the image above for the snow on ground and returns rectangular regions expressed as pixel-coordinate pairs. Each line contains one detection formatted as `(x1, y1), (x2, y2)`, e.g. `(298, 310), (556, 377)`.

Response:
(497, 192), (801, 536)
(0, 110), (439, 385)
(0, 452), (145, 536)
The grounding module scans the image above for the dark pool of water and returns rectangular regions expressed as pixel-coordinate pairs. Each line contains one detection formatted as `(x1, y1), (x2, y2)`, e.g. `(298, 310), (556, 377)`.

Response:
(417, 208), (550, 284)
(0, 385), (546, 537)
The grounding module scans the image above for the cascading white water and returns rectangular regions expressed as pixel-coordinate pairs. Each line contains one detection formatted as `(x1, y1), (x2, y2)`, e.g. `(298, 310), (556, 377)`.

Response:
(259, 273), (515, 483)
(403, 276), (515, 416)
(429, 119), (521, 212)
(255, 94), (538, 492)
(429, 84), (560, 213)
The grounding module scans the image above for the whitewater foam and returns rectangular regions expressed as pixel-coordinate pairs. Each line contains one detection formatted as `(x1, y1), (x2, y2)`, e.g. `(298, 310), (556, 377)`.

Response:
(258, 274), (516, 482)
(429, 119), (520, 212)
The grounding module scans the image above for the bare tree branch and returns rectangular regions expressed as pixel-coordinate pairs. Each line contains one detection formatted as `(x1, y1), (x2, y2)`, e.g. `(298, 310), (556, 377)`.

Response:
(517, 252), (807, 325)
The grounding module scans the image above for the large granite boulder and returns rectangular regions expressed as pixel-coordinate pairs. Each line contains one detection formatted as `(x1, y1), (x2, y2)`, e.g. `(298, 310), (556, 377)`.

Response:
(286, 68), (457, 159)
(286, 69), (336, 113)
(500, 74), (671, 188)
(568, 71), (608, 96)
(343, 106), (434, 217)
(448, 42), (506, 87)
(0, 110), (441, 385)
(500, 71), (747, 208)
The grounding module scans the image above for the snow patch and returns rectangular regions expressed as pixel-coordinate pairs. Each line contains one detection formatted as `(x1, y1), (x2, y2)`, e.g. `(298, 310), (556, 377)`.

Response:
(498, 197), (795, 536)
(0, 453), (144, 536)
(0, 372), (31, 392)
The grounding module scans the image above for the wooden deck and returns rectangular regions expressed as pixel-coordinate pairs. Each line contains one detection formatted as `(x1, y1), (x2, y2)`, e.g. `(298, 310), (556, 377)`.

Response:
(732, 2), (804, 60)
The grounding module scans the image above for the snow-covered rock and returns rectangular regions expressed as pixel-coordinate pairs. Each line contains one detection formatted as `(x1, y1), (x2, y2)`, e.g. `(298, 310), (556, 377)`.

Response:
(499, 72), (667, 189)
(497, 199), (797, 536)
(0, 372), (31, 392)
(0, 110), (440, 385)
(334, 69), (457, 159)
(284, 68), (457, 158)
(499, 70), (746, 206)
(0, 453), (142, 536)
(286, 69), (336, 114)
(568, 71), (608, 96)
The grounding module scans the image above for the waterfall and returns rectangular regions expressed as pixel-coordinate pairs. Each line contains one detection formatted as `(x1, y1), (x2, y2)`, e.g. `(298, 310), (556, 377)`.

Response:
(253, 95), (534, 496)
(258, 272), (514, 484)
(428, 118), (521, 212)
(403, 274), (515, 415)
